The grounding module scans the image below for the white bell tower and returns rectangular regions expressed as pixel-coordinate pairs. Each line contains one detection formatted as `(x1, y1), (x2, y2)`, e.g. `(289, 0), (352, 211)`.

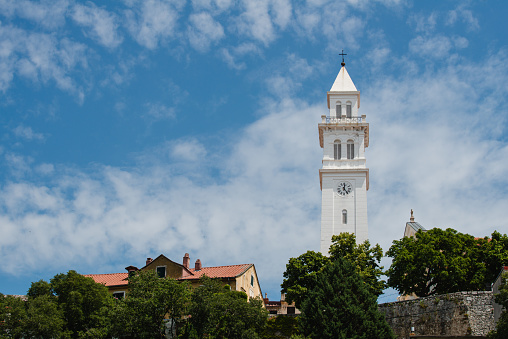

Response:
(319, 59), (369, 254)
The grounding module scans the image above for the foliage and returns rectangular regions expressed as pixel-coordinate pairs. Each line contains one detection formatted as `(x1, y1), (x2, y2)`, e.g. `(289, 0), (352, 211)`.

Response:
(328, 233), (386, 296)
(50, 270), (114, 338)
(24, 295), (70, 338)
(0, 294), (27, 338)
(488, 272), (508, 338)
(110, 270), (191, 339)
(27, 279), (52, 299)
(261, 315), (300, 339)
(386, 228), (508, 297)
(281, 233), (386, 308)
(299, 258), (394, 339)
(184, 276), (268, 339)
(281, 250), (330, 309)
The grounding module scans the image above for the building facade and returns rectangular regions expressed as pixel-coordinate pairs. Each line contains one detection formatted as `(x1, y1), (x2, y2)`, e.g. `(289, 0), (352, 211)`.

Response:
(85, 253), (263, 302)
(319, 62), (369, 254)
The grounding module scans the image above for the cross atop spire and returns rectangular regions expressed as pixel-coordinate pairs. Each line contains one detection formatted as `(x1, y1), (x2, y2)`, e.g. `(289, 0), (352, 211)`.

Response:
(339, 49), (347, 67)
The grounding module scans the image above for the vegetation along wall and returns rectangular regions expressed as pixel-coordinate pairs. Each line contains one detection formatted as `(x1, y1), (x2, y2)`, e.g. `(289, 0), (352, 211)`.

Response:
(378, 291), (495, 338)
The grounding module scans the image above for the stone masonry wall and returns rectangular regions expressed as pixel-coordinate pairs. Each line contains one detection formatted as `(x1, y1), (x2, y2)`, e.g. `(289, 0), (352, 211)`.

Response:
(378, 291), (495, 338)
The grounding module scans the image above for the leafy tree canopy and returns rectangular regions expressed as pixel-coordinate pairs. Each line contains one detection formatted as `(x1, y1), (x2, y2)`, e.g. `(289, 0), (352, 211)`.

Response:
(50, 270), (114, 337)
(281, 233), (385, 308)
(386, 228), (508, 297)
(299, 257), (394, 339)
(329, 233), (385, 296)
(110, 270), (191, 339)
(183, 276), (267, 339)
(281, 250), (329, 309)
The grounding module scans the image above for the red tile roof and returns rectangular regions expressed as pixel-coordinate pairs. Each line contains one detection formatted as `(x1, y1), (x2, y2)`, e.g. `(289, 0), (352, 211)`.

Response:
(84, 273), (129, 287)
(84, 264), (253, 287)
(180, 264), (253, 280)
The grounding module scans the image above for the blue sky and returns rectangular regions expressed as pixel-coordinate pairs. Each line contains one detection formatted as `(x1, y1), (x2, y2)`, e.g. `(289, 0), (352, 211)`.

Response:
(0, 0), (507, 302)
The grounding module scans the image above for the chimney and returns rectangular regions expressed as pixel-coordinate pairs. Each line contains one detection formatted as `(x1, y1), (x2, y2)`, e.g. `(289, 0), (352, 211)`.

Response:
(195, 259), (202, 271)
(263, 293), (269, 305)
(146, 258), (153, 266)
(183, 253), (190, 268)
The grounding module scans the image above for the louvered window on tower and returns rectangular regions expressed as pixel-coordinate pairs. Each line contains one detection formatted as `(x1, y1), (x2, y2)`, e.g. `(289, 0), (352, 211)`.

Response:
(347, 140), (354, 159)
(334, 141), (341, 160)
(342, 209), (347, 224)
(346, 104), (352, 118)
(336, 104), (341, 117)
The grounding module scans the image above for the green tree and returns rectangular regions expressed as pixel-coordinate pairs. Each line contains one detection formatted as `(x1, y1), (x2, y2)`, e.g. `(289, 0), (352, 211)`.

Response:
(299, 257), (394, 339)
(27, 279), (52, 299)
(328, 233), (385, 296)
(0, 293), (27, 338)
(281, 234), (386, 308)
(50, 270), (114, 338)
(110, 270), (191, 338)
(185, 276), (267, 339)
(261, 315), (299, 339)
(23, 295), (70, 338)
(386, 228), (506, 297)
(280, 251), (330, 309)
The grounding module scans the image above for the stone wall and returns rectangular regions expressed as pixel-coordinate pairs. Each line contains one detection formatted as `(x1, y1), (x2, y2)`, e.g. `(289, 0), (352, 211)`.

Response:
(378, 291), (495, 338)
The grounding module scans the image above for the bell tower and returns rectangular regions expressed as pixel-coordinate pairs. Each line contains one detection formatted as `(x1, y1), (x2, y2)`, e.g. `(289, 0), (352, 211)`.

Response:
(318, 58), (369, 254)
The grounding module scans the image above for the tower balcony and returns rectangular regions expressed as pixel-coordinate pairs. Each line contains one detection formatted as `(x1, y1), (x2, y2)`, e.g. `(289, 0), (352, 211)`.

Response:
(318, 115), (369, 148)
(322, 158), (367, 169)
(321, 115), (366, 124)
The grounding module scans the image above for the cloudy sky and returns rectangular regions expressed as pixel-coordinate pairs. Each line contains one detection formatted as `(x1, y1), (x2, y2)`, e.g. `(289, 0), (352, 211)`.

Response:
(0, 0), (507, 302)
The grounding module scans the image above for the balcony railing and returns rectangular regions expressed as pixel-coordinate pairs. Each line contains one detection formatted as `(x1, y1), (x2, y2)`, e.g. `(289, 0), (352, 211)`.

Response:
(321, 115), (365, 124)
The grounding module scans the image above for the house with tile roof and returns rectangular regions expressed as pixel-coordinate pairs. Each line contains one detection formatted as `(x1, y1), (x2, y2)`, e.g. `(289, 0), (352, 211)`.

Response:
(84, 253), (264, 302)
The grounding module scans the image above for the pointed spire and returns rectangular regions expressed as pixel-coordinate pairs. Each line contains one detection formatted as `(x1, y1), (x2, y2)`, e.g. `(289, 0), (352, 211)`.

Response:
(330, 66), (357, 92)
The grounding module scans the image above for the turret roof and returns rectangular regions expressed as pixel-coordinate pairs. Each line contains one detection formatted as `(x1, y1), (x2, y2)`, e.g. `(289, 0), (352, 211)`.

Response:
(330, 65), (357, 92)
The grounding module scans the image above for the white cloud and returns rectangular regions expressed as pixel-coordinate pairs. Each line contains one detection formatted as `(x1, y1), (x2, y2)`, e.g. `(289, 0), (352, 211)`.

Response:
(0, 0), (69, 29)
(447, 4), (479, 31)
(71, 2), (123, 49)
(408, 35), (452, 59)
(13, 125), (44, 141)
(408, 12), (438, 32)
(170, 138), (207, 161)
(124, 0), (184, 49)
(187, 12), (224, 52)
(144, 102), (176, 120)
(234, 0), (291, 45)
(191, 0), (233, 12)
(265, 54), (314, 98)
(219, 43), (261, 70)
(0, 24), (86, 98)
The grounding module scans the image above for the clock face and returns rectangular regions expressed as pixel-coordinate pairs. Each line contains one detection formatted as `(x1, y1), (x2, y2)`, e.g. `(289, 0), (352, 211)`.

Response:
(337, 181), (353, 196)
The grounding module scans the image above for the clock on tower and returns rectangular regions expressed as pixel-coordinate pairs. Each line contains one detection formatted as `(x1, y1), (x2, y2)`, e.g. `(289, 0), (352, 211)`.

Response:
(318, 58), (369, 255)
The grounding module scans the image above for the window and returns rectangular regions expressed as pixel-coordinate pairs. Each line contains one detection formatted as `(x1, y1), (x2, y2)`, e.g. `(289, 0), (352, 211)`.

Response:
(346, 104), (352, 118)
(335, 104), (342, 117)
(334, 140), (341, 160)
(342, 209), (347, 224)
(347, 140), (354, 159)
(113, 291), (125, 299)
(156, 266), (166, 278)
(251, 274), (254, 287)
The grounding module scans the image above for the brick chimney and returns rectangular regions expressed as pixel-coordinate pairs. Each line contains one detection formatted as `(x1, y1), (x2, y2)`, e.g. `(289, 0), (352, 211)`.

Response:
(146, 258), (153, 266)
(183, 253), (190, 269)
(195, 259), (202, 271)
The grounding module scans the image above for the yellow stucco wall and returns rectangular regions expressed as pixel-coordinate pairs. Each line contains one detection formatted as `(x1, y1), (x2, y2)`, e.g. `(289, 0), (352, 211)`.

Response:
(141, 256), (185, 279)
